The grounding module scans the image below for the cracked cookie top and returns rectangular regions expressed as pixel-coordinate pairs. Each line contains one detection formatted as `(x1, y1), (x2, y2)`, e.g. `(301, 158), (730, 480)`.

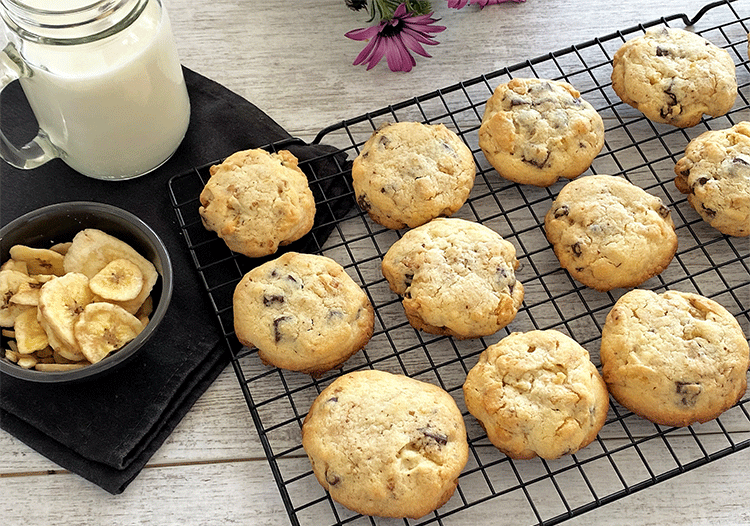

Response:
(478, 77), (605, 187)
(352, 121), (476, 230)
(381, 217), (524, 339)
(463, 329), (609, 460)
(233, 252), (374, 376)
(674, 121), (750, 237)
(600, 289), (749, 427)
(302, 369), (468, 519)
(544, 174), (678, 291)
(611, 27), (737, 128)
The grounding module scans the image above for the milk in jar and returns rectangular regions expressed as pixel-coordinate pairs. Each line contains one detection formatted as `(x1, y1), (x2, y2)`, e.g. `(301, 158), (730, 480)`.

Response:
(1, 0), (190, 179)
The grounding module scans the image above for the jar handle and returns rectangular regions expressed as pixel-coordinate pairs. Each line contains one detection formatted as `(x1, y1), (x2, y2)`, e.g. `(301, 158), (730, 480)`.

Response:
(0, 43), (58, 170)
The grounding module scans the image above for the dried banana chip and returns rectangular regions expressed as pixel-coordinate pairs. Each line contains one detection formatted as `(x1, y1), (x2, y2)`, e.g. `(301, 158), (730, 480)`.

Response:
(14, 307), (48, 354)
(9, 245), (65, 276)
(0, 259), (28, 274)
(74, 302), (144, 364)
(0, 269), (35, 327)
(9, 280), (44, 306)
(49, 242), (72, 255)
(37, 272), (94, 351)
(88, 258), (144, 302)
(64, 229), (158, 314)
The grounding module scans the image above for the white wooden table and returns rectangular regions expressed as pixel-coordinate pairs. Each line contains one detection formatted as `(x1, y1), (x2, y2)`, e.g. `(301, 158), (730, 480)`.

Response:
(2, 0), (750, 524)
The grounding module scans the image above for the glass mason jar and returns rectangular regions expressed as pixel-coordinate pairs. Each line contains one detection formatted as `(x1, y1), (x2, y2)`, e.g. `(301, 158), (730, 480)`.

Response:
(0, 0), (191, 180)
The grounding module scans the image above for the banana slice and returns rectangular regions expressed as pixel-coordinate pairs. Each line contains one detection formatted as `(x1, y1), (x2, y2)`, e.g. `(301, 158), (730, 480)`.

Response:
(9, 245), (65, 276)
(64, 229), (158, 314)
(0, 269), (35, 327)
(49, 242), (72, 256)
(9, 278), (47, 307)
(14, 307), (49, 354)
(0, 259), (28, 274)
(74, 302), (144, 364)
(88, 258), (144, 302)
(37, 272), (94, 352)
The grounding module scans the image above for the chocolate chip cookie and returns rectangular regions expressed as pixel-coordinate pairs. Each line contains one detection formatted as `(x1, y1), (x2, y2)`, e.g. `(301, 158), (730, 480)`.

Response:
(199, 148), (316, 258)
(381, 217), (524, 339)
(674, 121), (750, 237)
(352, 121), (476, 230)
(233, 252), (374, 376)
(463, 330), (609, 459)
(600, 289), (749, 427)
(302, 369), (468, 518)
(478, 78), (605, 187)
(611, 27), (737, 128)
(544, 174), (678, 291)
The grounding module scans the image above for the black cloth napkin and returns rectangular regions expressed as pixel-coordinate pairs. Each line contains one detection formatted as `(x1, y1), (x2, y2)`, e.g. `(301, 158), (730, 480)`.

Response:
(0, 67), (351, 494)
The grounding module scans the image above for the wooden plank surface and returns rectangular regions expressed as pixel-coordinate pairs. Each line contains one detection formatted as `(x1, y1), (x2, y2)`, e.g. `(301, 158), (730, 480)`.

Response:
(2, 0), (750, 524)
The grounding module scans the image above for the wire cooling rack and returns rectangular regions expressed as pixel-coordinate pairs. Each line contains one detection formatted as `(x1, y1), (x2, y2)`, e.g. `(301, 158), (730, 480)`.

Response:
(169, 1), (750, 524)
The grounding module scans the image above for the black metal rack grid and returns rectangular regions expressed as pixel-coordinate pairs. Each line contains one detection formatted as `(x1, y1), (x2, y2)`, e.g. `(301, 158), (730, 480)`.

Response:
(168, 1), (750, 524)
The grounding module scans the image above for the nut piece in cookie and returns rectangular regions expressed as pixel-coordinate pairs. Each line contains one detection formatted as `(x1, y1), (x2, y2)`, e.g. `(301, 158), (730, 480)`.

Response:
(302, 369), (469, 519)
(600, 289), (749, 427)
(233, 252), (374, 376)
(381, 217), (524, 339)
(478, 78), (605, 187)
(674, 121), (750, 237)
(199, 149), (316, 258)
(464, 330), (609, 459)
(611, 27), (737, 128)
(352, 121), (476, 229)
(544, 174), (677, 291)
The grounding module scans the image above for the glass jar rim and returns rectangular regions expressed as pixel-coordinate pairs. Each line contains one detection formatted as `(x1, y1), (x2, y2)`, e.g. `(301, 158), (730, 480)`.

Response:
(0, 0), (152, 45)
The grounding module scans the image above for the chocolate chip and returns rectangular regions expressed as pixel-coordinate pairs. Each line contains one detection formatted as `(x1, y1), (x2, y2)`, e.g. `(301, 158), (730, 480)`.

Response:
(733, 157), (750, 166)
(378, 135), (391, 148)
(675, 381), (702, 406)
(701, 204), (717, 219)
(325, 471), (340, 486)
(419, 426), (448, 445)
(326, 309), (344, 320)
(657, 204), (671, 218)
(357, 193), (371, 212)
(656, 45), (670, 57)
(554, 205), (569, 218)
(571, 242), (583, 256)
(404, 272), (414, 288)
(697, 177), (709, 186)
(273, 316), (291, 342)
(660, 87), (678, 118)
(263, 294), (285, 306)
(523, 150), (551, 169)
(509, 96), (530, 107)
(327, 396), (338, 403)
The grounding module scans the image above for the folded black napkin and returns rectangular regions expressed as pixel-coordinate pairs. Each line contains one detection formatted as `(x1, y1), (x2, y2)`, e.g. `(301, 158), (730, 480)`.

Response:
(0, 67), (351, 494)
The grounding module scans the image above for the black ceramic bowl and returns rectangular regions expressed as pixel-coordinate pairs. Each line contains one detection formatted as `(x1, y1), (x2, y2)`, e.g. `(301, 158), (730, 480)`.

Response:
(0, 202), (173, 383)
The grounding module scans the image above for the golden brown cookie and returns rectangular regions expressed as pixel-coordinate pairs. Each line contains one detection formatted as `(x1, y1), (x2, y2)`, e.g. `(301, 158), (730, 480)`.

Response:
(199, 149), (316, 258)
(352, 121), (476, 229)
(674, 121), (750, 237)
(478, 78), (605, 187)
(611, 27), (737, 128)
(233, 252), (374, 376)
(600, 289), (749, 427)
(302, 369), (468, 518)
(544, 175), (677, 291)
(381, 217), (524, 339)
(463, 330), (609, 459)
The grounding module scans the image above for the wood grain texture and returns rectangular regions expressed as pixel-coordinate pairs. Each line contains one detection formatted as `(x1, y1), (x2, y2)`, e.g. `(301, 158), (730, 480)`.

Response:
(2, 0), (750, 524)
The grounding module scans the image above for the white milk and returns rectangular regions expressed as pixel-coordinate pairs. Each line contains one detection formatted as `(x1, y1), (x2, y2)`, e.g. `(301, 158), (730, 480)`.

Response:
(16, 0), (190, 179)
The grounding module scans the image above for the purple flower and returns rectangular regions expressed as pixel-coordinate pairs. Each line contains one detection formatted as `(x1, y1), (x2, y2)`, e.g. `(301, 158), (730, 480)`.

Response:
(345, 3), (446, 72)
(449, 0), (526, 8)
